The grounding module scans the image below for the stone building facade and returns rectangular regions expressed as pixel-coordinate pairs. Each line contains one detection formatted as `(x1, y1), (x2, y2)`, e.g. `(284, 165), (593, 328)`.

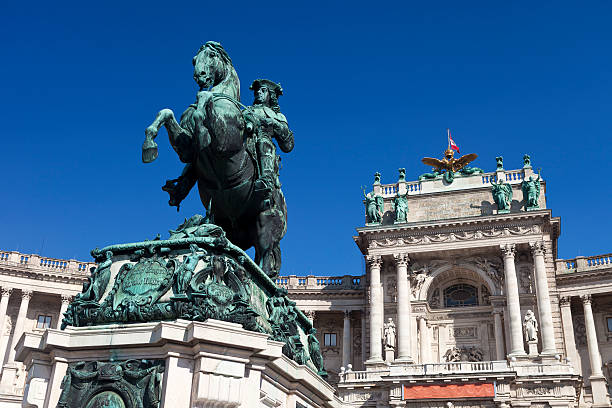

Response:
(0, 160), (610, 407)
(277, 162), (611, 407)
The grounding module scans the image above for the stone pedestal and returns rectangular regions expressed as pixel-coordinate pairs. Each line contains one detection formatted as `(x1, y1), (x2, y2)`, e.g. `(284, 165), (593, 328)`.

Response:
(16, 319), (341, 408)
(385, 346), (395, 363)
(527, 340), (539, 357)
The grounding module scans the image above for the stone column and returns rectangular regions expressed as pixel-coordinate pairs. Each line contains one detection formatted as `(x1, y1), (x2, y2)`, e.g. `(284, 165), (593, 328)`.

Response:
(418, 317), (429, 363)
(0, 288), (12, 369)
(8, 289), (32, 363)
(559, 297), (578, 368)
(56, 295), (72, 329)
(366, 255), (384, 364)
(493, 310), (505, 360)
(1, 289), (32, 393)
(438, 324), (449, 362)
(500, 244), (525, 356)
(342, 311), (351, 368)
(581, 295), (610, 407)
(530, 241), (557, 355)
(394, 253), (413, 362)
(360, 313), (366, 369)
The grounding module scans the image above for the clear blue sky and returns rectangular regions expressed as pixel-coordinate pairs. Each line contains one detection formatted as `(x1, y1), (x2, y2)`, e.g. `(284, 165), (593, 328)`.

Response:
(1, 1), (610, 275)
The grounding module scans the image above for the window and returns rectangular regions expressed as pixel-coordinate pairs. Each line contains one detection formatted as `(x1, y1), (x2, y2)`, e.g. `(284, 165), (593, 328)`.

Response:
(324, 333), (337, 347)
(607, 317), (612, 332)
(443, 284), (478, 307)
(36, 315), (52, 329)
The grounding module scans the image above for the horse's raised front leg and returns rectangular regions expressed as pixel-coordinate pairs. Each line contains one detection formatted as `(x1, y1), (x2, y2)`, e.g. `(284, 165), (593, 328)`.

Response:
(143, 109), (196, 164)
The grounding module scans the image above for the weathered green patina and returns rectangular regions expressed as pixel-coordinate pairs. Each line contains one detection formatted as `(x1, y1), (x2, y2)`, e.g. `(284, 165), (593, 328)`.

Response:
(491, 179), (513, 214)
(394, 193), (408, 223)
(362, 188), (383, 224)
(62, 216), (326, 376)
(496, 156), (504, 171)
(523, 154), (532, 169)
(57, 360), (164, 408)
(521, 173), (541, 211)
(142, 42), (293, 279)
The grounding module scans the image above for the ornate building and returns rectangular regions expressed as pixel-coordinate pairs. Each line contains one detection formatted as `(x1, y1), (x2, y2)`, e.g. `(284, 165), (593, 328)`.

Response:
(278, 156), (611, 407)
(0, 156), (610, 407)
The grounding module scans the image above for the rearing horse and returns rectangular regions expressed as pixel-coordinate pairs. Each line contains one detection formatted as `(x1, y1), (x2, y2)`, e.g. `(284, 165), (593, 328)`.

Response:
(142, 42), (290, 278)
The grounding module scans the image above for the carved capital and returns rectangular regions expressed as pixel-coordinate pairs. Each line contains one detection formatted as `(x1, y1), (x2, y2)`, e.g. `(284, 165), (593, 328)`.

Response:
(61, 294), (73, 305)
(21, 289), (33, 300)
(500, 243), (516, 258)
(529, 241), (546, 257)
(492, 309), (504, 316)
(344, 310), (351, 319)
(0, 288), (12, 298)
(393, 253), (409, 268)
(580, 294), (592, 305)
(366, 255), (382, 268)
(559, 296), (572, 307)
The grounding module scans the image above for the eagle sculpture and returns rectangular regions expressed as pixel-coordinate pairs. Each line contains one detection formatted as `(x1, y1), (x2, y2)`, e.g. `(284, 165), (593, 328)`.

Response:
(421, 149), (478, 173)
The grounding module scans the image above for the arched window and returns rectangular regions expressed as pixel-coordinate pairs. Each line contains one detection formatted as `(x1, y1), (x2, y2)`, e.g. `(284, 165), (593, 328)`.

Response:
(443, 284), (478, 307)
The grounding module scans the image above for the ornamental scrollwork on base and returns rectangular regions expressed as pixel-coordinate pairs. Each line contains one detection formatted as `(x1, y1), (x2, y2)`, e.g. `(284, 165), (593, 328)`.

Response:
(61, 215), (326, 376)
(57, 359), (164, 408)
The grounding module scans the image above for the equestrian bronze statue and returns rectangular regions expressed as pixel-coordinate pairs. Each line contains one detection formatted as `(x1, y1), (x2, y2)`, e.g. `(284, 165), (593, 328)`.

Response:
(142, 41), (294, 278)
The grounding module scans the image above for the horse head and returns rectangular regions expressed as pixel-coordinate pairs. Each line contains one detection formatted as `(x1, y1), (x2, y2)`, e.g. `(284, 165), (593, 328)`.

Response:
(193, 42), (240, 99)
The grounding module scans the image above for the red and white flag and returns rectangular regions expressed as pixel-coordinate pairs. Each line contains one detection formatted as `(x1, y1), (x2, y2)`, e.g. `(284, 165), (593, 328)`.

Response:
(448, 129), (460, 154)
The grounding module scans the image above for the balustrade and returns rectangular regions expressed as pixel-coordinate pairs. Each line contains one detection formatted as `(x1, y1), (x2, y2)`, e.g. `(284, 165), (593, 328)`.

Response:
(556, 253), (612, 273)
(341, 361), (512, 383)
(0, 249), (93, 276)
(274, 275), (364, 290)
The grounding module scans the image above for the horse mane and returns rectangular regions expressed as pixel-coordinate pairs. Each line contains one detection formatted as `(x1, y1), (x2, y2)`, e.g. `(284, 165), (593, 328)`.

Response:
(203, 42), (240, 101)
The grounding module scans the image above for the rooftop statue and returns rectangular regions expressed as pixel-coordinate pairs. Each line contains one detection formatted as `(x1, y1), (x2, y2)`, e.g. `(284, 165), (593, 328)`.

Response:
(421, 146), (479, 184)
(490, 179), (513, 214)
(142, 42), (294, 278)
(521, 171), (541, 211)
(362, 187), (383, 224)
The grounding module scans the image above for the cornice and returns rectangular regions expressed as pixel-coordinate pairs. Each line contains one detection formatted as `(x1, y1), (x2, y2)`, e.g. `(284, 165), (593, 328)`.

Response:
(0, 264), (87, 285)
(357, 210), (552, 236)
(556, 268), (612, 286)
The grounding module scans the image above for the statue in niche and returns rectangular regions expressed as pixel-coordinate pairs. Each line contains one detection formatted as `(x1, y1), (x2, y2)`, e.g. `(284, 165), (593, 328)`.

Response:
(363, 188), (383, 224)
(394, 192), (408, 223)
(490, 179), (513, 213)
(383, 318), (396, 348)
(523, 310), (538, 341)
(521, 172), (541, 210)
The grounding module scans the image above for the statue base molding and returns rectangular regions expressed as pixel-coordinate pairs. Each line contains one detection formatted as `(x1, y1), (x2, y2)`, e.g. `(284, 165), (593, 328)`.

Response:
(16, 319), (341, 408)
(527, 340), (539, 356)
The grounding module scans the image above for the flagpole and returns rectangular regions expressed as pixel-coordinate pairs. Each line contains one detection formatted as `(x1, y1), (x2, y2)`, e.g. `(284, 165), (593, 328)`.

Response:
(447, 128), (450, 150)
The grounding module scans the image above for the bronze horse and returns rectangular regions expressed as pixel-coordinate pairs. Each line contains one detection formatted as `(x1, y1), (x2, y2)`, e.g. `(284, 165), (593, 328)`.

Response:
(142, 42), (292, 278)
